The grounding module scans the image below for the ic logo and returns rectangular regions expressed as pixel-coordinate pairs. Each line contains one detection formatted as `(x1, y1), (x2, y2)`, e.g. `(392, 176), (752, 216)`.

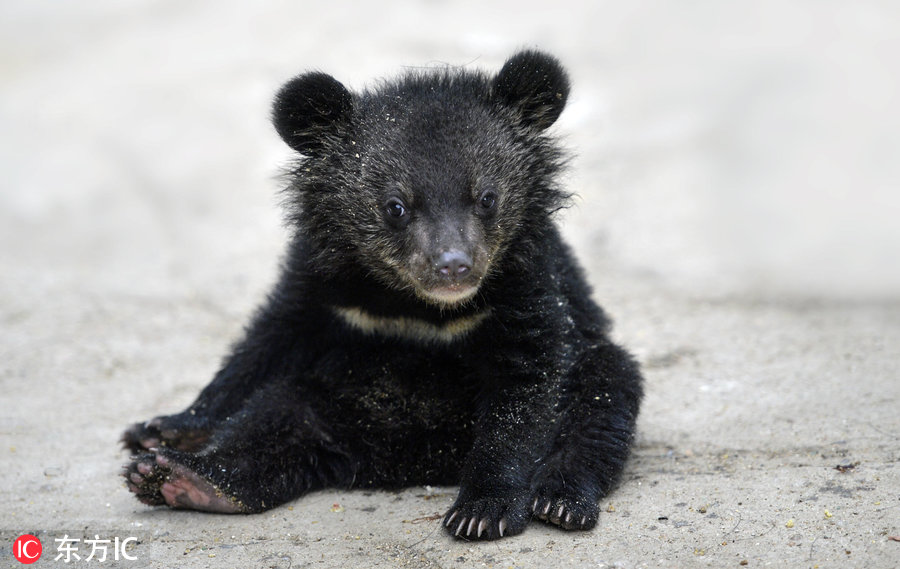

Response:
(13, 534), (42, 564)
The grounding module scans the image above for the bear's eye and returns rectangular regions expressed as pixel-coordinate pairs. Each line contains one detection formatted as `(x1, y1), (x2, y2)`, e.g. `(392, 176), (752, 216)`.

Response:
(383, 197), (410, 227)
(476, 189), (498, 215)
(386, 199), (406, 217)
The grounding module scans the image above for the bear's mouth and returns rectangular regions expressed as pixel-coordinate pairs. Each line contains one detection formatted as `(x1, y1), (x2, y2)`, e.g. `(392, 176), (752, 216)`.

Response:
(393, 248), (490, 307)
(420, 283), (481, 305)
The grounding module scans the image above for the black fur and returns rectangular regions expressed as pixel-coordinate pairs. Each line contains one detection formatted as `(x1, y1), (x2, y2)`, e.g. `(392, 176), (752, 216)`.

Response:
(121, 50), (643, 540)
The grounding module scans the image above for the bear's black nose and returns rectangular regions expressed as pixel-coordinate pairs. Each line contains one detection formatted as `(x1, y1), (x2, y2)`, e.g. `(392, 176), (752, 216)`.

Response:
(435, 250), (472, 279)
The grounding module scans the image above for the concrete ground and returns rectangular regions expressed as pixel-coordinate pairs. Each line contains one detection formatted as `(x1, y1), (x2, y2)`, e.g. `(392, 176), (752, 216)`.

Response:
(2, 1), (898, 568)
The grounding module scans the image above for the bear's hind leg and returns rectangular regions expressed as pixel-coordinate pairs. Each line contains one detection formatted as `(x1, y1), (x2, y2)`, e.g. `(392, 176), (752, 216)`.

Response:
(122, 315), (310, 455)
(122, 383), (354, 513)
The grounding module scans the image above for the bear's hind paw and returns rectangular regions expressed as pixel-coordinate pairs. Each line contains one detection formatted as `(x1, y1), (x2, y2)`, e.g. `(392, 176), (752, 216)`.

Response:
(122, 450), (245, 514)
(121, 415), (211, 454)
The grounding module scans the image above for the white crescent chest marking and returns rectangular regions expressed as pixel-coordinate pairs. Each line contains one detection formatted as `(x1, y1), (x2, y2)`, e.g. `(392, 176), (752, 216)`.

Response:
(333, 306), (491, 344)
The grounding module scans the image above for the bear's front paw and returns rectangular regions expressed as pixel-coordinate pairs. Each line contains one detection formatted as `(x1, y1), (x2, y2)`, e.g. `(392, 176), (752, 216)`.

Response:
(443, 490), (531, 540)
(531, 479), (600, 530)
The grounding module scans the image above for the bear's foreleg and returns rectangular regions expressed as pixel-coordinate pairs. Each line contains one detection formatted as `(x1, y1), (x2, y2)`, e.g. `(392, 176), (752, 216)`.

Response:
(443, 379), (563, 540)
(530, 341), (643, 531)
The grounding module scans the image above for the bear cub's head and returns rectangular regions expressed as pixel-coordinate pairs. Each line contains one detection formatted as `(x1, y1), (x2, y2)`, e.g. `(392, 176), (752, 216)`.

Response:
(273, 51), (570, 307)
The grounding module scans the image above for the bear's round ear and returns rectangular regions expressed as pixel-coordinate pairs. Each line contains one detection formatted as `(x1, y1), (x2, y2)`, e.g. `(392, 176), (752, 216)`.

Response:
(490, 50), (570, 131)
(272, 72), (354, 155)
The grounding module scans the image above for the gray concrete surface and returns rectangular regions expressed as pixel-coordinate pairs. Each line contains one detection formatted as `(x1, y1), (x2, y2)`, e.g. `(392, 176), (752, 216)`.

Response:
(2, 1), (898, 568)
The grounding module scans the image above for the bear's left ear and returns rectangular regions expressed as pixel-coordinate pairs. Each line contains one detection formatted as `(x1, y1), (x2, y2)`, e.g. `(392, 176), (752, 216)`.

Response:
(490, 50), (570, 131)
(272, 72), (354, 156)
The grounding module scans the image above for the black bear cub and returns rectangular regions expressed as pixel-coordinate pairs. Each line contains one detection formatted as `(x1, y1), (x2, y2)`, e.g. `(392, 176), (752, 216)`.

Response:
(122, 50), (643, 540)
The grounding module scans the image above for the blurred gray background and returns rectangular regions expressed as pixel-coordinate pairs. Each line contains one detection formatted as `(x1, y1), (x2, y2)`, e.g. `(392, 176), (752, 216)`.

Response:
(2, 0), (898, 304)
(2, 1), (898, 568)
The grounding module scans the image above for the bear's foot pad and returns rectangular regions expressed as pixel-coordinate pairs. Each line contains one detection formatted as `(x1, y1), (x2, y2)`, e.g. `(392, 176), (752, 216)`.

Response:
(122, 452), (244, 513)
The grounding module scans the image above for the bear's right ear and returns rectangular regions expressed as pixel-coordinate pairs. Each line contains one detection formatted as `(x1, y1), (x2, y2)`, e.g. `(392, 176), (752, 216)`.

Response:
(490, 50), (570, 131)
(272, 72), (354, 156)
